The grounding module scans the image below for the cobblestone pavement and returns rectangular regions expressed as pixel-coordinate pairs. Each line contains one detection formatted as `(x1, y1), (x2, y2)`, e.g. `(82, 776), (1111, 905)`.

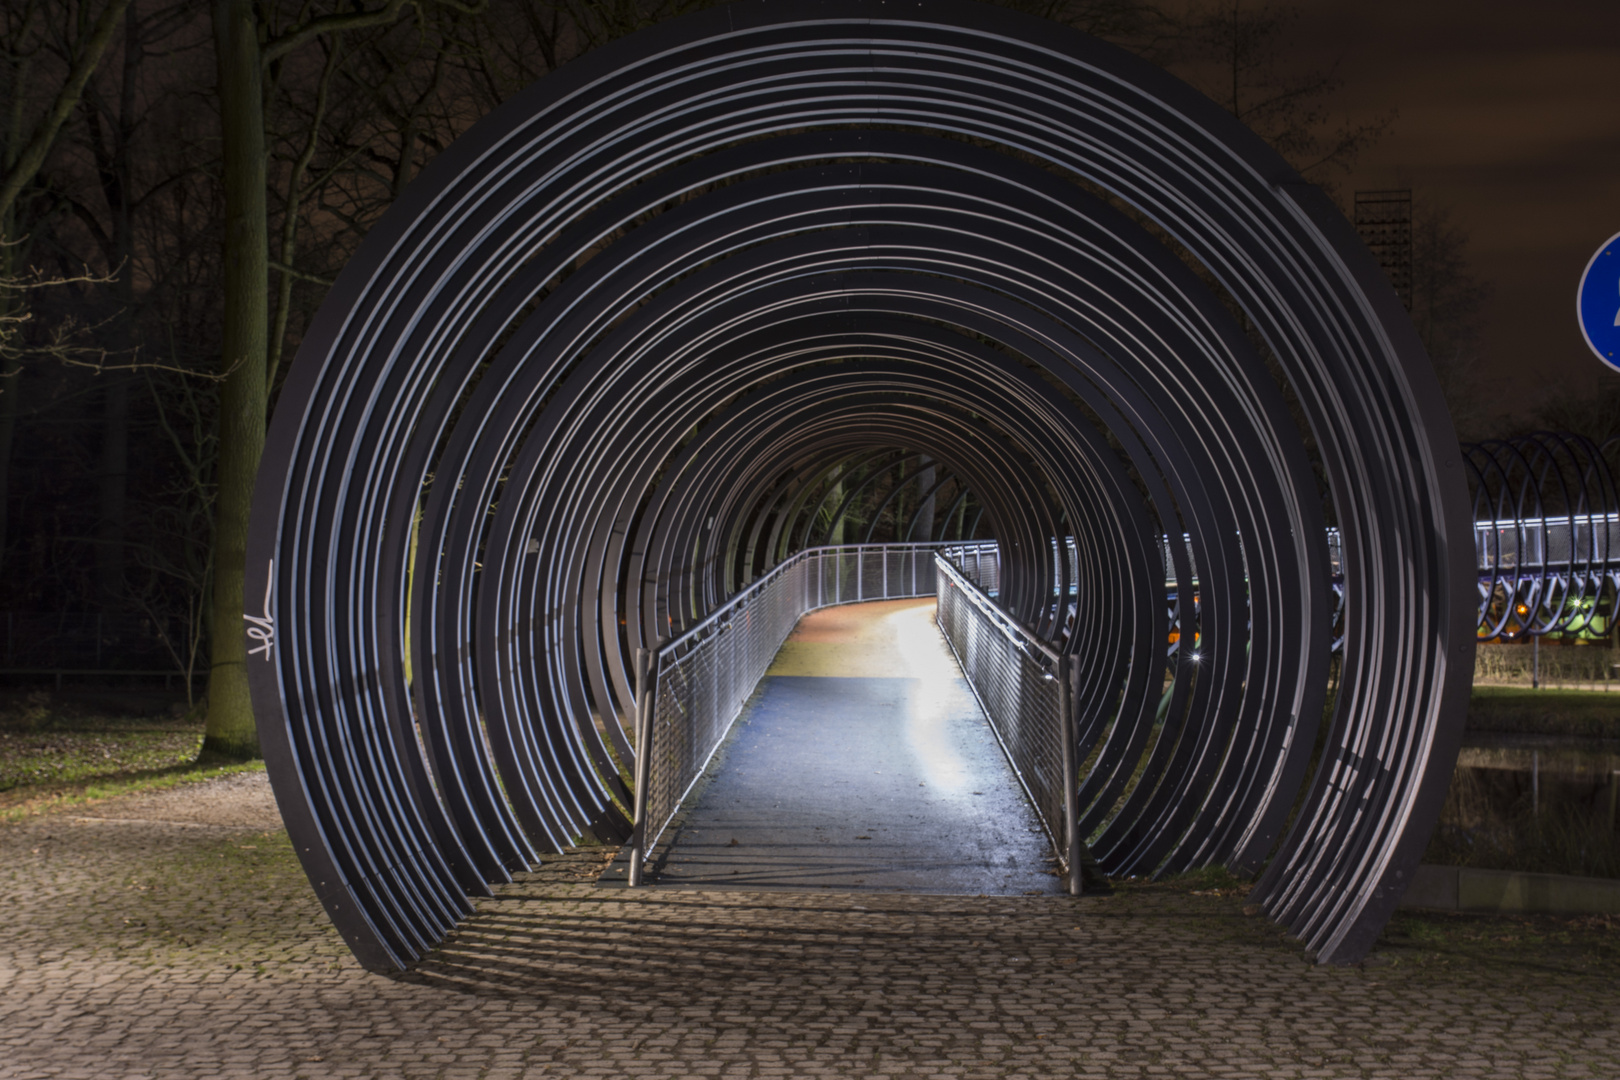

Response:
(2, 773), (1617, 1079)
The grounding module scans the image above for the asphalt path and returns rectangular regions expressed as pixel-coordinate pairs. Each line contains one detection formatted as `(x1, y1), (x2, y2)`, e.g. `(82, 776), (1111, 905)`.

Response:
(643, 598), (1061, 895)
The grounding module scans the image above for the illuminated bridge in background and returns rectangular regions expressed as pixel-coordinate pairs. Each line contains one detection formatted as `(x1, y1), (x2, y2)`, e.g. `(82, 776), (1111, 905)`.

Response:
(245, 2), (1483, 973)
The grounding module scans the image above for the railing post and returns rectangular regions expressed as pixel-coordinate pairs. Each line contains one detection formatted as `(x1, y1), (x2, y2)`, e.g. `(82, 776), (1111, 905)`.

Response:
(1061, 652), (1082, 896)
(629, 646), (654, 887)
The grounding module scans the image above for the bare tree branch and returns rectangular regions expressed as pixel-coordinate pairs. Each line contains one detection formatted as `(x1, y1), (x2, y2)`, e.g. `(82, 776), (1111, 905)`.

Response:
(262, 0), (413, 66)
(0, 0), (134, 225)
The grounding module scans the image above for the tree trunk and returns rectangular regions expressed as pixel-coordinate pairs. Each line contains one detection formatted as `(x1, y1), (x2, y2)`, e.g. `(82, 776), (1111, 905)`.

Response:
(827, 467), (844, 546)
(915, 456), (936, 542)
(202, 0), (268, 760)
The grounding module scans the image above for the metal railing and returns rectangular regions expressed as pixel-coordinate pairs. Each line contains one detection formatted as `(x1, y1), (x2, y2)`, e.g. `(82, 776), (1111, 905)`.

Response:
(627, 543), (946, 884)
(934, 555), (1081, 893)
(943, 541), (1001, 594)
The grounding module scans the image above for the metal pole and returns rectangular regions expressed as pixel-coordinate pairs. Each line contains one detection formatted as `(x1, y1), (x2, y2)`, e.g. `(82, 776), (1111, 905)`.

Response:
(1062, 652), (1082, 895)
(628, 646), (654, 887)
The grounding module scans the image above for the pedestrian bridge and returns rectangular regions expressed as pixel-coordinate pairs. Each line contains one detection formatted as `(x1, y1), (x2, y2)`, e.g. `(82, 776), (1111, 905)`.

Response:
(615, 596), (1063, 897)
(244, 3), (1479, 972)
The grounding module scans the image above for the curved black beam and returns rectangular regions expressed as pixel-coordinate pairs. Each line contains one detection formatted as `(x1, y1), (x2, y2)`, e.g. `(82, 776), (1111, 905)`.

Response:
(247, 0), (1472, 970)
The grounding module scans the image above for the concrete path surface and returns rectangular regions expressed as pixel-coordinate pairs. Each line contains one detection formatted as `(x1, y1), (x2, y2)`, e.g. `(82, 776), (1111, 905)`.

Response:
(642, 598), (1059, 895)
(2, 771), (1619, 1077)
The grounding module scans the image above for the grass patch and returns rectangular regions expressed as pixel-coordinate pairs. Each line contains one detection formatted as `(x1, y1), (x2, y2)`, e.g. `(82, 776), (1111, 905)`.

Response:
(0, 687), (265, 823)
(0, 757), (266, 823)
(0, 693), (262, 823)
(1113, 863), (1254, 896)
(1468, 686), (1620, 739)
(0, 729), (206, 791)
(1377, 909), (1619, 976)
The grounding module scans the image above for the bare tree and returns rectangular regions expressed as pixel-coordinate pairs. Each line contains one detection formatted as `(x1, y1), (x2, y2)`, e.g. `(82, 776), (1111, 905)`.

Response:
(1409, 198), (1492, 438)
(0, 0), (134, 224)
(65, 1), (204, 605)
(1166, 0), (1392, 191)
(1, 0), (134, 588)
(117, 360), (218, 707)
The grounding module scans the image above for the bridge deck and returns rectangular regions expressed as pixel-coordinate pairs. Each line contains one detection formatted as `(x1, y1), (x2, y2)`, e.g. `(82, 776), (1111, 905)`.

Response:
(642, 597), (1060, 894)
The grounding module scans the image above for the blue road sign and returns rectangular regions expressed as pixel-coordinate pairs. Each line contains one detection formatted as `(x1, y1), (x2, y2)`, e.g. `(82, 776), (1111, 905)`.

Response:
(1578, 230), (1620, 372)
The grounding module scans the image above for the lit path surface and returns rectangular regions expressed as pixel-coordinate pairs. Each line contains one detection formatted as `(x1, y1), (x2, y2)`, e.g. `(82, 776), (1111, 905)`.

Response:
(641, 598), (1060, 895)
(2, 774), (1619, 1076)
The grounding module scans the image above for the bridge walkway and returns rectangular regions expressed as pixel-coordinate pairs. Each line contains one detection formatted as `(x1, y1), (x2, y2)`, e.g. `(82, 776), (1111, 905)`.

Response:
(638, 597), (1061, 895)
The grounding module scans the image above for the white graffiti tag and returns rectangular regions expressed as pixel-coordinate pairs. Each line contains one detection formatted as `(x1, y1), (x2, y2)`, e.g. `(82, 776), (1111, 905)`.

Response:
(245, 559), (275, 660)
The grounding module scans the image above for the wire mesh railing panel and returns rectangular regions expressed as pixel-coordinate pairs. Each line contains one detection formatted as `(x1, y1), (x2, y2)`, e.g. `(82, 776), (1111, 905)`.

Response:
(636, 545), (944, 864)
(840, 550), (861, 603)
(861, 550), (884, 600)
(1473, 514), (1620, 571)
(643, 560), (803, 851)
(934, 556), (1068, 857)
(943, 541), (1000, 594)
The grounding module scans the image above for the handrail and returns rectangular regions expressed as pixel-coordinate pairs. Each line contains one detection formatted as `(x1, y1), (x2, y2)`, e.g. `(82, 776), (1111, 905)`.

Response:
(934, 554), (1059, 664)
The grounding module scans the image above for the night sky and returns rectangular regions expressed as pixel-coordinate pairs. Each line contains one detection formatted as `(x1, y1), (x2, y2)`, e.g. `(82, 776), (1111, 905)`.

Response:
(1292, 0), (1620, 421)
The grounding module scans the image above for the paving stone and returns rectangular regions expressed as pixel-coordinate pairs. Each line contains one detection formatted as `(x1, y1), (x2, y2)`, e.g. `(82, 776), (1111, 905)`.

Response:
(2, 773), (1618, 1078)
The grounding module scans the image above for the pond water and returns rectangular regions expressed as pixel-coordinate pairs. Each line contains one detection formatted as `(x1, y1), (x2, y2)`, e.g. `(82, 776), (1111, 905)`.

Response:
(1428, 736), (1620, 879)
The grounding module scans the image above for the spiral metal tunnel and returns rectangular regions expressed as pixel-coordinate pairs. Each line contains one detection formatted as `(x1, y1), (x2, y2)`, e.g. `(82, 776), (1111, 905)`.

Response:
(245, 1), (1475, 972)
(1466, 432), (1620, 641)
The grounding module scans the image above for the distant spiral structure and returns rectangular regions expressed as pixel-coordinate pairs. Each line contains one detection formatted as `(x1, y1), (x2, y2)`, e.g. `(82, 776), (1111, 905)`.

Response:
(1465, 432), (1620, 640)
(246, 1), (1475, 971)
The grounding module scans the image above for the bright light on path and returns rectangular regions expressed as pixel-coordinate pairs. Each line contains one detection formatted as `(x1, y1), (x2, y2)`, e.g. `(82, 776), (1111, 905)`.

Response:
(768, 598), (976, 795)
(638, 598), (1058, 895)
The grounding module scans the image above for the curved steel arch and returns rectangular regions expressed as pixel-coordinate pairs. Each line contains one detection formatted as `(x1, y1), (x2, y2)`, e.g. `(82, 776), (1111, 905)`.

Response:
(247, 0), (1472, 971)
